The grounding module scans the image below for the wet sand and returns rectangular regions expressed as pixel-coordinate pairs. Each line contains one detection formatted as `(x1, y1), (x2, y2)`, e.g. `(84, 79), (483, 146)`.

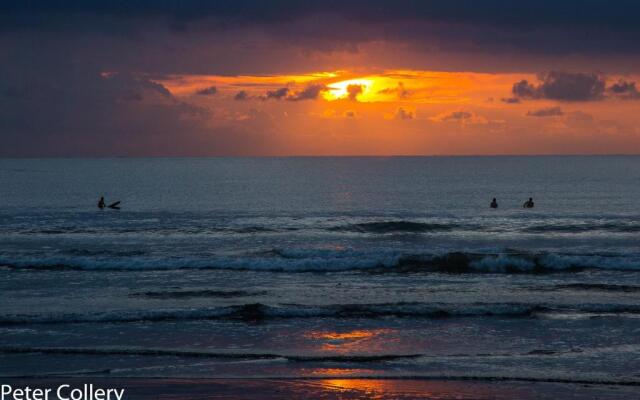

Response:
(2, 378), (636, 399)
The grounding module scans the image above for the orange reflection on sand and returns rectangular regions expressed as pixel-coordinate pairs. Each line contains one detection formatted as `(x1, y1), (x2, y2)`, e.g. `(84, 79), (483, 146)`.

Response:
(321, 379), (392, 398)
(306, 329), (381, 340)
(320, 379), (501, 398)
(304, 328), (395, 353)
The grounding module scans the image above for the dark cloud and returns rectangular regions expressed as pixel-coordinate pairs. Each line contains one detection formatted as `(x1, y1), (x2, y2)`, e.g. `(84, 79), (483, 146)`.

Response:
(512, 80), (538, 99)
(607, 79), (640, 99)
(431, 110), (488, 125)
(501, 97), (521, 104)
(234, 90), (249, 101)
(538, 71), (605, 101)
(439, 111), (472, 122)
(0, 61), (282, 157)
(378, 82), (409, 99)
(4, 1), (640, 58)
(395, 107), (414, 120)
(511, 72), (640, 102)
(511, 71), (606, 101)
(234, 84), (326, 102)
(2, 2), (640, 156)
(196, 86), (217, 95)
(264, 87), (289, 100)
(347, 84), (364, 101)
(122, 92), (144, 101)
(2, 1), (638, 29)
(287, 84), (326, 101)
(526, 106), (564, 117)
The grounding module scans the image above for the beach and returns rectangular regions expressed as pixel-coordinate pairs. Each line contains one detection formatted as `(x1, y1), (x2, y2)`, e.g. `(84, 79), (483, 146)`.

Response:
(2, 378), (638, 399)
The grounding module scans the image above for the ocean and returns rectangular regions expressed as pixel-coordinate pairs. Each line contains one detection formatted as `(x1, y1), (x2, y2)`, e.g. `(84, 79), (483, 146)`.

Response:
(1, 156), (640, 394)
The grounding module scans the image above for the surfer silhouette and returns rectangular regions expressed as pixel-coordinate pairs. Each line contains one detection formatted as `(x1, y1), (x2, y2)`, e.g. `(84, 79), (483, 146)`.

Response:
(98, 196), (120, 210)
(523, 197), (534, 208)
(490, 198), (498, 208)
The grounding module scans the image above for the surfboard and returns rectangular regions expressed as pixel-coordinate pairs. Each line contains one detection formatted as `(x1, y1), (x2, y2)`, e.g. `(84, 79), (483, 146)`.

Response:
(108, 201), (121, 209)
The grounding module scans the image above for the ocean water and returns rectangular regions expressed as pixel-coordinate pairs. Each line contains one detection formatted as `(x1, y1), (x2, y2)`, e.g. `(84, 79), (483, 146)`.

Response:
(1, 156), (640, 385)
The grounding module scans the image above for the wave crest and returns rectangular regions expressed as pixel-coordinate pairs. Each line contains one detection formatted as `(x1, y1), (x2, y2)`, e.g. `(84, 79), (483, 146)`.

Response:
(330, 221), (460, 233)
(2, 302), (639, 325)
(2, 250), (640, 273)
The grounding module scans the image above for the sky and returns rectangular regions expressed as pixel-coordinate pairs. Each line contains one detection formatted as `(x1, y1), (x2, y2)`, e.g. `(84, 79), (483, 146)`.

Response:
(2, 0), (640, 157)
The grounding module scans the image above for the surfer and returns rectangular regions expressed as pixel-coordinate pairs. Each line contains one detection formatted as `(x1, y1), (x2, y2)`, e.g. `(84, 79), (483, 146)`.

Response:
(523, 197), (534, 208)
(98, 197), (120, 209)
(490, 198), (498, 208)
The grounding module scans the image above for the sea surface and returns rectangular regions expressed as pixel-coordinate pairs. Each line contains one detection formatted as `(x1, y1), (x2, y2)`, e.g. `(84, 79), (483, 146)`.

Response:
(1, 156), (640, 389)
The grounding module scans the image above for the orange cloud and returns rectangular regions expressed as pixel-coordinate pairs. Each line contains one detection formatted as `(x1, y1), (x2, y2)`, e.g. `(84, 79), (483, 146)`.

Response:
(142, 69), (640, 156)
(153, 70), (530, 106)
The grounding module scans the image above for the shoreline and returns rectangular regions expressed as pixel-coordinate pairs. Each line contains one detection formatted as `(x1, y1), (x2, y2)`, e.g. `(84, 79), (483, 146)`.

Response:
(3, 375), (640, 387)
(1, 378), (636, 399)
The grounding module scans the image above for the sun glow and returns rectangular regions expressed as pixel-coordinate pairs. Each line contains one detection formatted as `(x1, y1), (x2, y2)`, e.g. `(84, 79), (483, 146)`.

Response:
(152, 70), (534, 107)
(323, 78), (375, 101)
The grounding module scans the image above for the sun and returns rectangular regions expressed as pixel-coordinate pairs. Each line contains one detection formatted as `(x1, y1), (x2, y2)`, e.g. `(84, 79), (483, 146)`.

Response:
(323, 78), (374, 101)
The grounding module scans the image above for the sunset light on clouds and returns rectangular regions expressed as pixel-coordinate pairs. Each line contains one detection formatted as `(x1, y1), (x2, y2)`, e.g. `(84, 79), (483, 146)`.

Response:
(2, 1), (640, 156)
(147, 69), (640, 155)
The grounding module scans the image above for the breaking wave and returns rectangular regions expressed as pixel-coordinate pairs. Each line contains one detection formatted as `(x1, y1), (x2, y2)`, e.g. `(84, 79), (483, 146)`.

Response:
(552, 283), (640, 293)
(2, 249), (640, 273)
(1, 302), (639, 325)
(0, 346), (420, 362)
(523, 222), (640, 234)
(130, 289), (269, 299)
(8, 345), (631, 362)
(10, 217), (640, 236)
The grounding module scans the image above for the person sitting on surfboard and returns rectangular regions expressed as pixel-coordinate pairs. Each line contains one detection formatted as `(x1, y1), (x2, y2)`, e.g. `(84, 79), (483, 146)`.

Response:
(98, 196), (120, 209)
(490, 198), (498, 208)
(523, 197), (534, 208)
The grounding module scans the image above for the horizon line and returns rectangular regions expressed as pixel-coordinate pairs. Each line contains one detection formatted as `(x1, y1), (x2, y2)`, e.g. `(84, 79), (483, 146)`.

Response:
(2, 154), (640, 160)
